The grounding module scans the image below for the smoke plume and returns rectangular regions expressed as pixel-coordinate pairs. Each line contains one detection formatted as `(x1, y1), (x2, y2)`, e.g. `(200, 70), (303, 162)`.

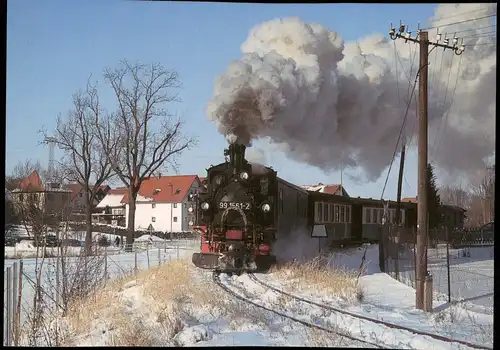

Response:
(273, 228), (323, 263)
(207, 4), (496, 181)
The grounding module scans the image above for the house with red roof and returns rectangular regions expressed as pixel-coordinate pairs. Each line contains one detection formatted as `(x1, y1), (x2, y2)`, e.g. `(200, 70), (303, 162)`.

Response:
(63, 183), (111, 213)
(96, 175), (202, 232)
(300, 183), (350, 197)
(10, 170), (73, 220)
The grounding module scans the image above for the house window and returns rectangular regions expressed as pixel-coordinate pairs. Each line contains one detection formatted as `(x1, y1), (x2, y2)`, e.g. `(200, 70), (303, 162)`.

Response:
(173, 203), (178, 208)
(152, 217), (156, 222)
(173, 216), (178, 222)
(152, 203), (156, 208)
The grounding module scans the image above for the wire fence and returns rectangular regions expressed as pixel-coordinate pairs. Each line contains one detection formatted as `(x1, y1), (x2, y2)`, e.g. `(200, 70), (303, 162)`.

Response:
(380, 225), (494, 312)
(3, 236), (200, 346)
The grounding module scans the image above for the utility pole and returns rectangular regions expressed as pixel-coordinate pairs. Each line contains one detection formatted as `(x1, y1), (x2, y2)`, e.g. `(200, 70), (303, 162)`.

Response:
(389, 23), (464, 311)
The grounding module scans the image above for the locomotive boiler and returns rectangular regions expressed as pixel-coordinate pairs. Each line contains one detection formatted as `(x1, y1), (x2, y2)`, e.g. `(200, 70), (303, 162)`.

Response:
(192, 143), (284, 273)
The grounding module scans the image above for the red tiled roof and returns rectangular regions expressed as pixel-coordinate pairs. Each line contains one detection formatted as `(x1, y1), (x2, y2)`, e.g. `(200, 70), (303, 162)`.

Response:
(323, 184), (342, 195)
(18, 171), (44, 192)
(120, 175), (200, 204)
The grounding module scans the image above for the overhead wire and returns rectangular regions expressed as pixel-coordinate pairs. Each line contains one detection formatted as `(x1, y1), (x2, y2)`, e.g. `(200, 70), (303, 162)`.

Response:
(450, 24), (496, 34)
(380, 65), (420, 200)
(422, 13), (497, 31)
(431, 53), (455, 160)
(435, 54), (464, 159)
(430, 8), (497, 23)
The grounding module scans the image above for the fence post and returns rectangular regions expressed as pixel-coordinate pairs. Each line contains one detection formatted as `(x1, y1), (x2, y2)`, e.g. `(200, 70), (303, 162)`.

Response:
(104, 246), (108, 279)
(146, 246), (150, 269)
(15, 261), (23, 346)
(158, 248), (161, 265)
(12, 262), (18, 345)
(134, 251), (138, 276)
(446, 227), (451, 303)
(6, 266), (12, 346)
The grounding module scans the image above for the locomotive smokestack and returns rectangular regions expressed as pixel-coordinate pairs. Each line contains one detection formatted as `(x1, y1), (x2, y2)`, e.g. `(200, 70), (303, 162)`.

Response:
(227, 143), (246, 172)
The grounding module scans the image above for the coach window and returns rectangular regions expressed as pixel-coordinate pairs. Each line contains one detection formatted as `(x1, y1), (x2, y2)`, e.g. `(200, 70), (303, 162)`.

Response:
(328, 204), (334, 222)
(322, 203), (328, 222)
(377, 209), (382, 224)
(334, 205), (339, 223)
(340, 205), (345, 223)
(346, 206), (351, 223)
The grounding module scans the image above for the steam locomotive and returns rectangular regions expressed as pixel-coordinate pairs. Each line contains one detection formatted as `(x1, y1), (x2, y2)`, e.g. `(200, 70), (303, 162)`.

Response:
(192, 143), (309, 273)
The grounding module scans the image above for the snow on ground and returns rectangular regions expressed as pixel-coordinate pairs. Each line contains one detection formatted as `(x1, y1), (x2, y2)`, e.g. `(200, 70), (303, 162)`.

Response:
(40, 243), (493, 348)
(3, 238), (199, 331)
(387, 245), (494, 311)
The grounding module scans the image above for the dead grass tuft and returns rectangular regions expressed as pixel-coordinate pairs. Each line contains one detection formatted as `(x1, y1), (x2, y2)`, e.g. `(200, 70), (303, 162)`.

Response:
(271, 259), (360, 304)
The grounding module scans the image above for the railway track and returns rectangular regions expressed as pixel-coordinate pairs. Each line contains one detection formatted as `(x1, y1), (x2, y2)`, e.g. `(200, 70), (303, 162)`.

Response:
(247, 273), (492, 350)
(212, 271), (382, 348)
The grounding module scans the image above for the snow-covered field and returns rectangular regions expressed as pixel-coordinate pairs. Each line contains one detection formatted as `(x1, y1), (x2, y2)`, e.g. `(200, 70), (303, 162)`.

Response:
(3, 237), (199, 331)
(386, 246), (494, 311)
(31, 244), (493, 348)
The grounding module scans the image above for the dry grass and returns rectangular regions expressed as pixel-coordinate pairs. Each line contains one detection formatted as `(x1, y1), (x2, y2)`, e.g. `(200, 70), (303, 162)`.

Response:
(59, 257), (233, 346)
(271, 259), (360, 304)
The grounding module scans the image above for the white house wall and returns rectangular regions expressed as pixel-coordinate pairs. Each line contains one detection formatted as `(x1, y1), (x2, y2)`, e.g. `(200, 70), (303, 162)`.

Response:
(124, 180), (201, 232)
(125, 202), (185, 232)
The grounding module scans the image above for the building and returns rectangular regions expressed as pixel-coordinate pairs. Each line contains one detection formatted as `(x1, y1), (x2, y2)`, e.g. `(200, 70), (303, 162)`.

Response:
(10, 170), (72, 221)
(119, 175), (202, 232)
(300, 183), (350, 197)
(64, 183), (111, 213)
(94, 187), (128, 226)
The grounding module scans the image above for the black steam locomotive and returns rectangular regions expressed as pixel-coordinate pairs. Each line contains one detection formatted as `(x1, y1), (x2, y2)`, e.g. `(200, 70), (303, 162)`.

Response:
(192, 143), (309, 273)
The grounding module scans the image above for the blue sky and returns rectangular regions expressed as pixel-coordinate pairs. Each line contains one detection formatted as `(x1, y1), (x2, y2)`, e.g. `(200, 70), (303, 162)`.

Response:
(7, 0), (438, 199)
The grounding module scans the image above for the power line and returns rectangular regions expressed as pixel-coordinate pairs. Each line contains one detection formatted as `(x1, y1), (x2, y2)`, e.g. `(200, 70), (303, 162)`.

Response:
(451, 24), (496, 34)
(423, 13), (497, 31)
(462, 31), (497, 38)
(380, 68), (420, 200)
(431, 7), (497, 23)
(434, 55), (464, 159)
(431, 53), (455, 160)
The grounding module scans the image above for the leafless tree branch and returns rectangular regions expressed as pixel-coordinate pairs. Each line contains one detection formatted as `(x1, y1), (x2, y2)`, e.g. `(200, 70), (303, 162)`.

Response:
(94, 60), (196, 248)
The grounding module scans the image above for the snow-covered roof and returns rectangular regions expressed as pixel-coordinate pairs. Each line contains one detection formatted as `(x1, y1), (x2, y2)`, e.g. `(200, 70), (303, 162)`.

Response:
(96, 193), (126, 208)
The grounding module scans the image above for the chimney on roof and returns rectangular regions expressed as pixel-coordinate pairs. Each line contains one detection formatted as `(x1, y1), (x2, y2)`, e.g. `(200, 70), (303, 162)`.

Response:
(157, 172), (161, 179)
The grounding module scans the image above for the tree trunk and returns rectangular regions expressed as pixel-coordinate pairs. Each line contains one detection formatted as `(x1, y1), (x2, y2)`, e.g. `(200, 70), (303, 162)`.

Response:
(126, 189), (137, 252)
(84, 203), (93, 256)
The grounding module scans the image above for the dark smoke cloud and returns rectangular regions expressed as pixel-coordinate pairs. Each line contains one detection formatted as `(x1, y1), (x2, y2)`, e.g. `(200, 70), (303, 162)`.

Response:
(207, 4), (496, 181)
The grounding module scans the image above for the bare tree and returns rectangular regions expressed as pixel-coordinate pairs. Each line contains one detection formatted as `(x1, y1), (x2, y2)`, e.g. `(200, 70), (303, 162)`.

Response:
(41, 80), (119, 255)
(439, 183), (471, 209)
(470, 165), (495, 225)
(94, 60), (196, 248)
(6, 159), (43, 190)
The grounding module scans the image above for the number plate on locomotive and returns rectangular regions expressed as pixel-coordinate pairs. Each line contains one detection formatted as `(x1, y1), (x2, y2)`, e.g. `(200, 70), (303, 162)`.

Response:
(219, 202), (251, 210)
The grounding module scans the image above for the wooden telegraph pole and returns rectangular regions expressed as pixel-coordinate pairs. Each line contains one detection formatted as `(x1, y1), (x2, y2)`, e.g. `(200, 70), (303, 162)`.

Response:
(389, 23), (464, 311)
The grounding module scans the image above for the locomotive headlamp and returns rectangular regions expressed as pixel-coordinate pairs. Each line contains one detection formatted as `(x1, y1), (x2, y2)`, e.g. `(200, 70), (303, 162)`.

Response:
(188, 207), (194, 213)
(201, 202), (210, 211)
(239, 171), (249, 180)
(261, 203), (271, 213)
